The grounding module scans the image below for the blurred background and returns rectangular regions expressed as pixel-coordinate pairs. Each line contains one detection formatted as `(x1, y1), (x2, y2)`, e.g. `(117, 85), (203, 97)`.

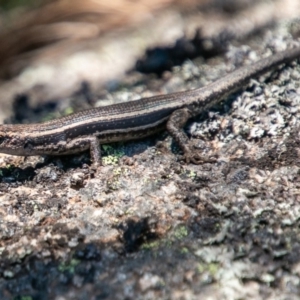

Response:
(0, 0), (299, 123)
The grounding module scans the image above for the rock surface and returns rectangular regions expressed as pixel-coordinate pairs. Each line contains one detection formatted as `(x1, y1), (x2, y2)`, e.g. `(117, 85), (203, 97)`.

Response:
(1, 3), (300, 299)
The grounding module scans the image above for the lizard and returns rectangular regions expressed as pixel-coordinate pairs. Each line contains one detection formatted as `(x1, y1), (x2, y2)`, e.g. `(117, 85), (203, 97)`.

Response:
(0, 46), (300, 167)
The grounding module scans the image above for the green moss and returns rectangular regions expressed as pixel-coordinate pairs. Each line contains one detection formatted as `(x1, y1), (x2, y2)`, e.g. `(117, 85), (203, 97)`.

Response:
(179, 169), (198, 180)
(106, 178), (120, 191)
(141, 241), (160, 250)
(208, 262), (219, 275)
(197, 262), (219, 276)
(173, 225), (188, 239)
(64, 107), (74, 115)
(186, 170), (197, 179)
(58, 259), (80, 274)
(102, 145), (125, 166)
(180, 247), (189, 254)
(113, 167), (123, 176)
(103, 155), (119, 165)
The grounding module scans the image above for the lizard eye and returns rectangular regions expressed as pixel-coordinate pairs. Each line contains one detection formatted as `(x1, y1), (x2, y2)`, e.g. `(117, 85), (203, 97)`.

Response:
(0, 137), (5, 145)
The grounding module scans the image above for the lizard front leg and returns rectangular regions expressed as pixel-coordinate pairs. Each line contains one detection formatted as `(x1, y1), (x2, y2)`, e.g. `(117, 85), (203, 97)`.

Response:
(63, 135), (102, 167)
(88, 136), (101, 167)
(166, 108), (216, 164)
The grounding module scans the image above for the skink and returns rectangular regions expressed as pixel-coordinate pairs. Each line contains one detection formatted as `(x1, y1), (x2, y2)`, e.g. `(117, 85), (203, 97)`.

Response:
(0, 47), (300, 166)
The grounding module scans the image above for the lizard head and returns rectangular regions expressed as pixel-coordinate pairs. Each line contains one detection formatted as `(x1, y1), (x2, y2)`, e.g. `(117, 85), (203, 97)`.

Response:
(0, 126), (31, 156)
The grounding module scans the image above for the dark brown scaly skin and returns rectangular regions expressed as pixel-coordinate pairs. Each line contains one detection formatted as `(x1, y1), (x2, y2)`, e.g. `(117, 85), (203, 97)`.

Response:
(0, 47), (300, 167)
